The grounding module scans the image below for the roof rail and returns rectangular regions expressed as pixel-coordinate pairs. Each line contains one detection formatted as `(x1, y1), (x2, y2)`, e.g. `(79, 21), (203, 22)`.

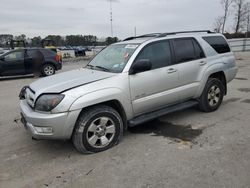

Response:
(123, 30), (214, 41)
(157, 30), (214, 38)
(123, 33), (161, 41)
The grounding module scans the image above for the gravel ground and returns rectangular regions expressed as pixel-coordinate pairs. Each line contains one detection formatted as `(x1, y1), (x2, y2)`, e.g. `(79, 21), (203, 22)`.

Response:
(0, 54), (250, 188)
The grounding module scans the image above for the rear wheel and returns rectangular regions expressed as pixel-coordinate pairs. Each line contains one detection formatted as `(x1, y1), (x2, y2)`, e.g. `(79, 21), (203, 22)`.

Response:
(72, 105), (123, 154)
(199, 78), (224, 112)
(42, 64), (55, 76)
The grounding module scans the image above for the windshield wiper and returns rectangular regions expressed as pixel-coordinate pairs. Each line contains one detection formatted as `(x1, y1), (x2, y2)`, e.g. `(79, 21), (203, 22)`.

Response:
(86, 64), (94, 69)
(95, 66), (111, 72)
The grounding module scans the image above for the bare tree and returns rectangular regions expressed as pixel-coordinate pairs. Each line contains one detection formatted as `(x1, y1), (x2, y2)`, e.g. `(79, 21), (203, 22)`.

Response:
(246, 5), (250, 37)
(221, 0), (234, 33)
(213, 16), (224, 33)
(233, 0), (249, 33)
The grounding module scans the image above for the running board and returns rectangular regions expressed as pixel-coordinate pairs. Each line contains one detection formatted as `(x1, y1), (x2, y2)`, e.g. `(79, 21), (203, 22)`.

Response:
(128, 100), (198, 127)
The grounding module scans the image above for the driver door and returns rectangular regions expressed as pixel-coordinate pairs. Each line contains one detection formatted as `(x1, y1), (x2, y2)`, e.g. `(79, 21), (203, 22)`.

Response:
(129, 40), (180, 115)
(1, 50), (25, 76)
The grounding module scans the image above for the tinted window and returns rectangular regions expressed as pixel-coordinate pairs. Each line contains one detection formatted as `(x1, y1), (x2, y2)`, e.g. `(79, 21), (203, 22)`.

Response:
(193, 39), (205, 59)
(27, 50), (40, 58)
(4, 51), (24, 61)
(203, 36), (230, 54)
(39, 49), (56, 57)
(173, 38), (196, 63)
(136, 41), (172, 70)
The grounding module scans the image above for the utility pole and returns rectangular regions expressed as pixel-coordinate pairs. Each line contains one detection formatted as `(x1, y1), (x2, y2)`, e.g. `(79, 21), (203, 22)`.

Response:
(134, 27), (137, 37)
(109, 0), (113, 37)
(246, 14), (250, 38)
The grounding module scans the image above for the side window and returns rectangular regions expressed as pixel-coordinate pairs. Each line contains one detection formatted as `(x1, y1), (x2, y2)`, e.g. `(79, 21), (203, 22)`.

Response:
(40, 49), (56, 57)
(27, 50), (38, 58)
(4, 51), (24, 61)
(136, 41), (172, 70)
(192, 39), (205, 59)
(173, 38), (196, 63)
(202, 36), (230, 54)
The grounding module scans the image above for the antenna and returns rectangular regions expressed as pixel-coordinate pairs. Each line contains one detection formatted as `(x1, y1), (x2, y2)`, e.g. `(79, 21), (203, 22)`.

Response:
(109, 0), (113, 37)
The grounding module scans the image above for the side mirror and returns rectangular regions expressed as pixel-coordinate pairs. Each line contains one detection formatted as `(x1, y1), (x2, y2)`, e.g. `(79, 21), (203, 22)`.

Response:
(130, 59), (152, 74)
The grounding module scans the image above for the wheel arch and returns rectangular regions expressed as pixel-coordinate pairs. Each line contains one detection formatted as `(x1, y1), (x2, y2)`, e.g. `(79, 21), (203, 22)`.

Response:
(208, 71), (227, 95)
(196, 65), (227, 98)
(72, 99), (128, 137)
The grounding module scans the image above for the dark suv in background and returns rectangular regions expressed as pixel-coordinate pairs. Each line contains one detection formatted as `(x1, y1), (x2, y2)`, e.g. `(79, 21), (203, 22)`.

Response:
(0, 48), (62, 77)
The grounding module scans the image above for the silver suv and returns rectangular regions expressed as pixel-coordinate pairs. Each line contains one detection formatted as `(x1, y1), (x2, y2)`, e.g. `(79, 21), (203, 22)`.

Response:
(19, 30), (238, 153)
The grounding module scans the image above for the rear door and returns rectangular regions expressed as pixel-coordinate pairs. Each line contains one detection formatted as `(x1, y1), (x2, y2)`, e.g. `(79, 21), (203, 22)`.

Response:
(0, 50), (25, 76)
(129, 40), (180, 115)
(172, 38), (206, 100)
(25, 49), (39, 74)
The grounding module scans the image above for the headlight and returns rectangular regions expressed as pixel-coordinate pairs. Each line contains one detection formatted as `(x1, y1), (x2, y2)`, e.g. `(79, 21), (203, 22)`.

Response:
(19, 86), (28, 100)
(35, 94), (64, 112)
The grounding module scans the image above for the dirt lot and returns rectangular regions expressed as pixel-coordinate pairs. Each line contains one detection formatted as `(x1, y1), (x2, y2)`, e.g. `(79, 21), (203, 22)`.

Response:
(1, 54), (250, 188)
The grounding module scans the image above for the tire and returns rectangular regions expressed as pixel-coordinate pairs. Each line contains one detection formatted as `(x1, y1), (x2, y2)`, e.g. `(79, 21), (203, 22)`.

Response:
(42, 64), (55, 76)
(199, 78), (225, 112)
(72, 105), (123, 154)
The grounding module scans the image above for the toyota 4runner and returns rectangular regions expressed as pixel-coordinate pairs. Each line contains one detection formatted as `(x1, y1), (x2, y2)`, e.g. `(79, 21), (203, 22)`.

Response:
(19, 30), (238, 153)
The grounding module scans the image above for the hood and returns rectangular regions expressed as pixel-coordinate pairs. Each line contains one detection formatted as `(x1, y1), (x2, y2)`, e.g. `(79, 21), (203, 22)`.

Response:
(29, 68), (116, 95)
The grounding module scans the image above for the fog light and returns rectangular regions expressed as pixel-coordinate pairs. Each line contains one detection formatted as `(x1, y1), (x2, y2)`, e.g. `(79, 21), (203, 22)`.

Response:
(34, 126), (53, 134)
(42, 127), (53, 133)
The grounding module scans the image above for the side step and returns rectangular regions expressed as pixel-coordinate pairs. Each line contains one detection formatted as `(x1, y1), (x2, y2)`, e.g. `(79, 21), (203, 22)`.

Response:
(128, 100), (198, 127)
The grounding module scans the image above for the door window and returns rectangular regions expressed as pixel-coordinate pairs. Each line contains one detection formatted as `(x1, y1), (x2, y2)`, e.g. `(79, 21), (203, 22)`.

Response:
(173, 38), (197, 63)
(193, 39), (205, 59)
(27, 50), (38, 58)
(4, 51), (24, 61)
(136, 41), (172, 70)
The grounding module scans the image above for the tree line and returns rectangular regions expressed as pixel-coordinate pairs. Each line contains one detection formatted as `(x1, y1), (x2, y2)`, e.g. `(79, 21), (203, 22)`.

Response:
(0, 34), (119, 47)
(214, 0), (250, 37)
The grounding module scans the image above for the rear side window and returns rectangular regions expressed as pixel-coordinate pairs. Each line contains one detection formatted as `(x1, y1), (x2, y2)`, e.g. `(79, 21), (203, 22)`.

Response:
(203, 36), (230, 54)
(27, 50), (39, 58)
(136, 40), (172, 70)
(39, 49), (56, 57)
(173, 38), (197, 63)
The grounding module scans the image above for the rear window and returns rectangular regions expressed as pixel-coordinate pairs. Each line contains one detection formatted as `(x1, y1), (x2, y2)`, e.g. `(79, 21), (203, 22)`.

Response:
(39, 49), (56, 57)
(203, 36), (230, 54)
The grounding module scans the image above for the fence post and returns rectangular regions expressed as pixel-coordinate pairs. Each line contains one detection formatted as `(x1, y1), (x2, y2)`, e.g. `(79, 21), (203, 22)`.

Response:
(243, 38), (247, 51)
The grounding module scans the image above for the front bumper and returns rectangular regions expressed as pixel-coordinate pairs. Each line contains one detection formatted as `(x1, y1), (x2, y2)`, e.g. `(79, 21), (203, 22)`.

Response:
(20, 100), (81, 140)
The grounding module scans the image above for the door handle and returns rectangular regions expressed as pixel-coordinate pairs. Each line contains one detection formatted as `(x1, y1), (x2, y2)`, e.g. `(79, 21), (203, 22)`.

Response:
(199, 61), (207, 66)
(167, 68), (177, 74)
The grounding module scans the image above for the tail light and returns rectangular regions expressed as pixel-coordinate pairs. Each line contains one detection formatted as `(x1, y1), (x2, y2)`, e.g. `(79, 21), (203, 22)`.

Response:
(55, 53), (62, 62)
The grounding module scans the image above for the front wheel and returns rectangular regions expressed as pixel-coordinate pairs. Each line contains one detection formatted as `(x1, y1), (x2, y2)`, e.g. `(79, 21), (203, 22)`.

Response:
(72, 105), (123, 154)
(199, 78), (225, 112)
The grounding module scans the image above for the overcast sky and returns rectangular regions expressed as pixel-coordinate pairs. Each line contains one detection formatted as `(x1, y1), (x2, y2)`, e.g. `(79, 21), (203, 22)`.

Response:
(0, 0), (235, 39)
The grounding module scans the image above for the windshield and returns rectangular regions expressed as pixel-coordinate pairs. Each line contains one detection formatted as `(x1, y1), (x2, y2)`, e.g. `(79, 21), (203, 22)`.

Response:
(87, 44), (139, 73)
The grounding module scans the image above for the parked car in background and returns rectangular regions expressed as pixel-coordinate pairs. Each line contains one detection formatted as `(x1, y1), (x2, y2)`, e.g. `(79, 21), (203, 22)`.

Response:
(19, 30), (237, 153)
(0, 48), (62, 77)
(73, 46), (86, 57)
(0, 47), (10, 55)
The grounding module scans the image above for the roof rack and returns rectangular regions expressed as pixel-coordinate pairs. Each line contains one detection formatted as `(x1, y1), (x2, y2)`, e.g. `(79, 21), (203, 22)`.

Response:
(123, 33), (161, 41)
(123, 30), (214, 41)
(157, 30), (214, 38)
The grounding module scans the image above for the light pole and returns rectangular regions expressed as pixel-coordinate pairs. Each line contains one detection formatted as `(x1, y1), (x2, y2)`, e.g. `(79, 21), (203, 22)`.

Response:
(109, 0), (113, 37)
